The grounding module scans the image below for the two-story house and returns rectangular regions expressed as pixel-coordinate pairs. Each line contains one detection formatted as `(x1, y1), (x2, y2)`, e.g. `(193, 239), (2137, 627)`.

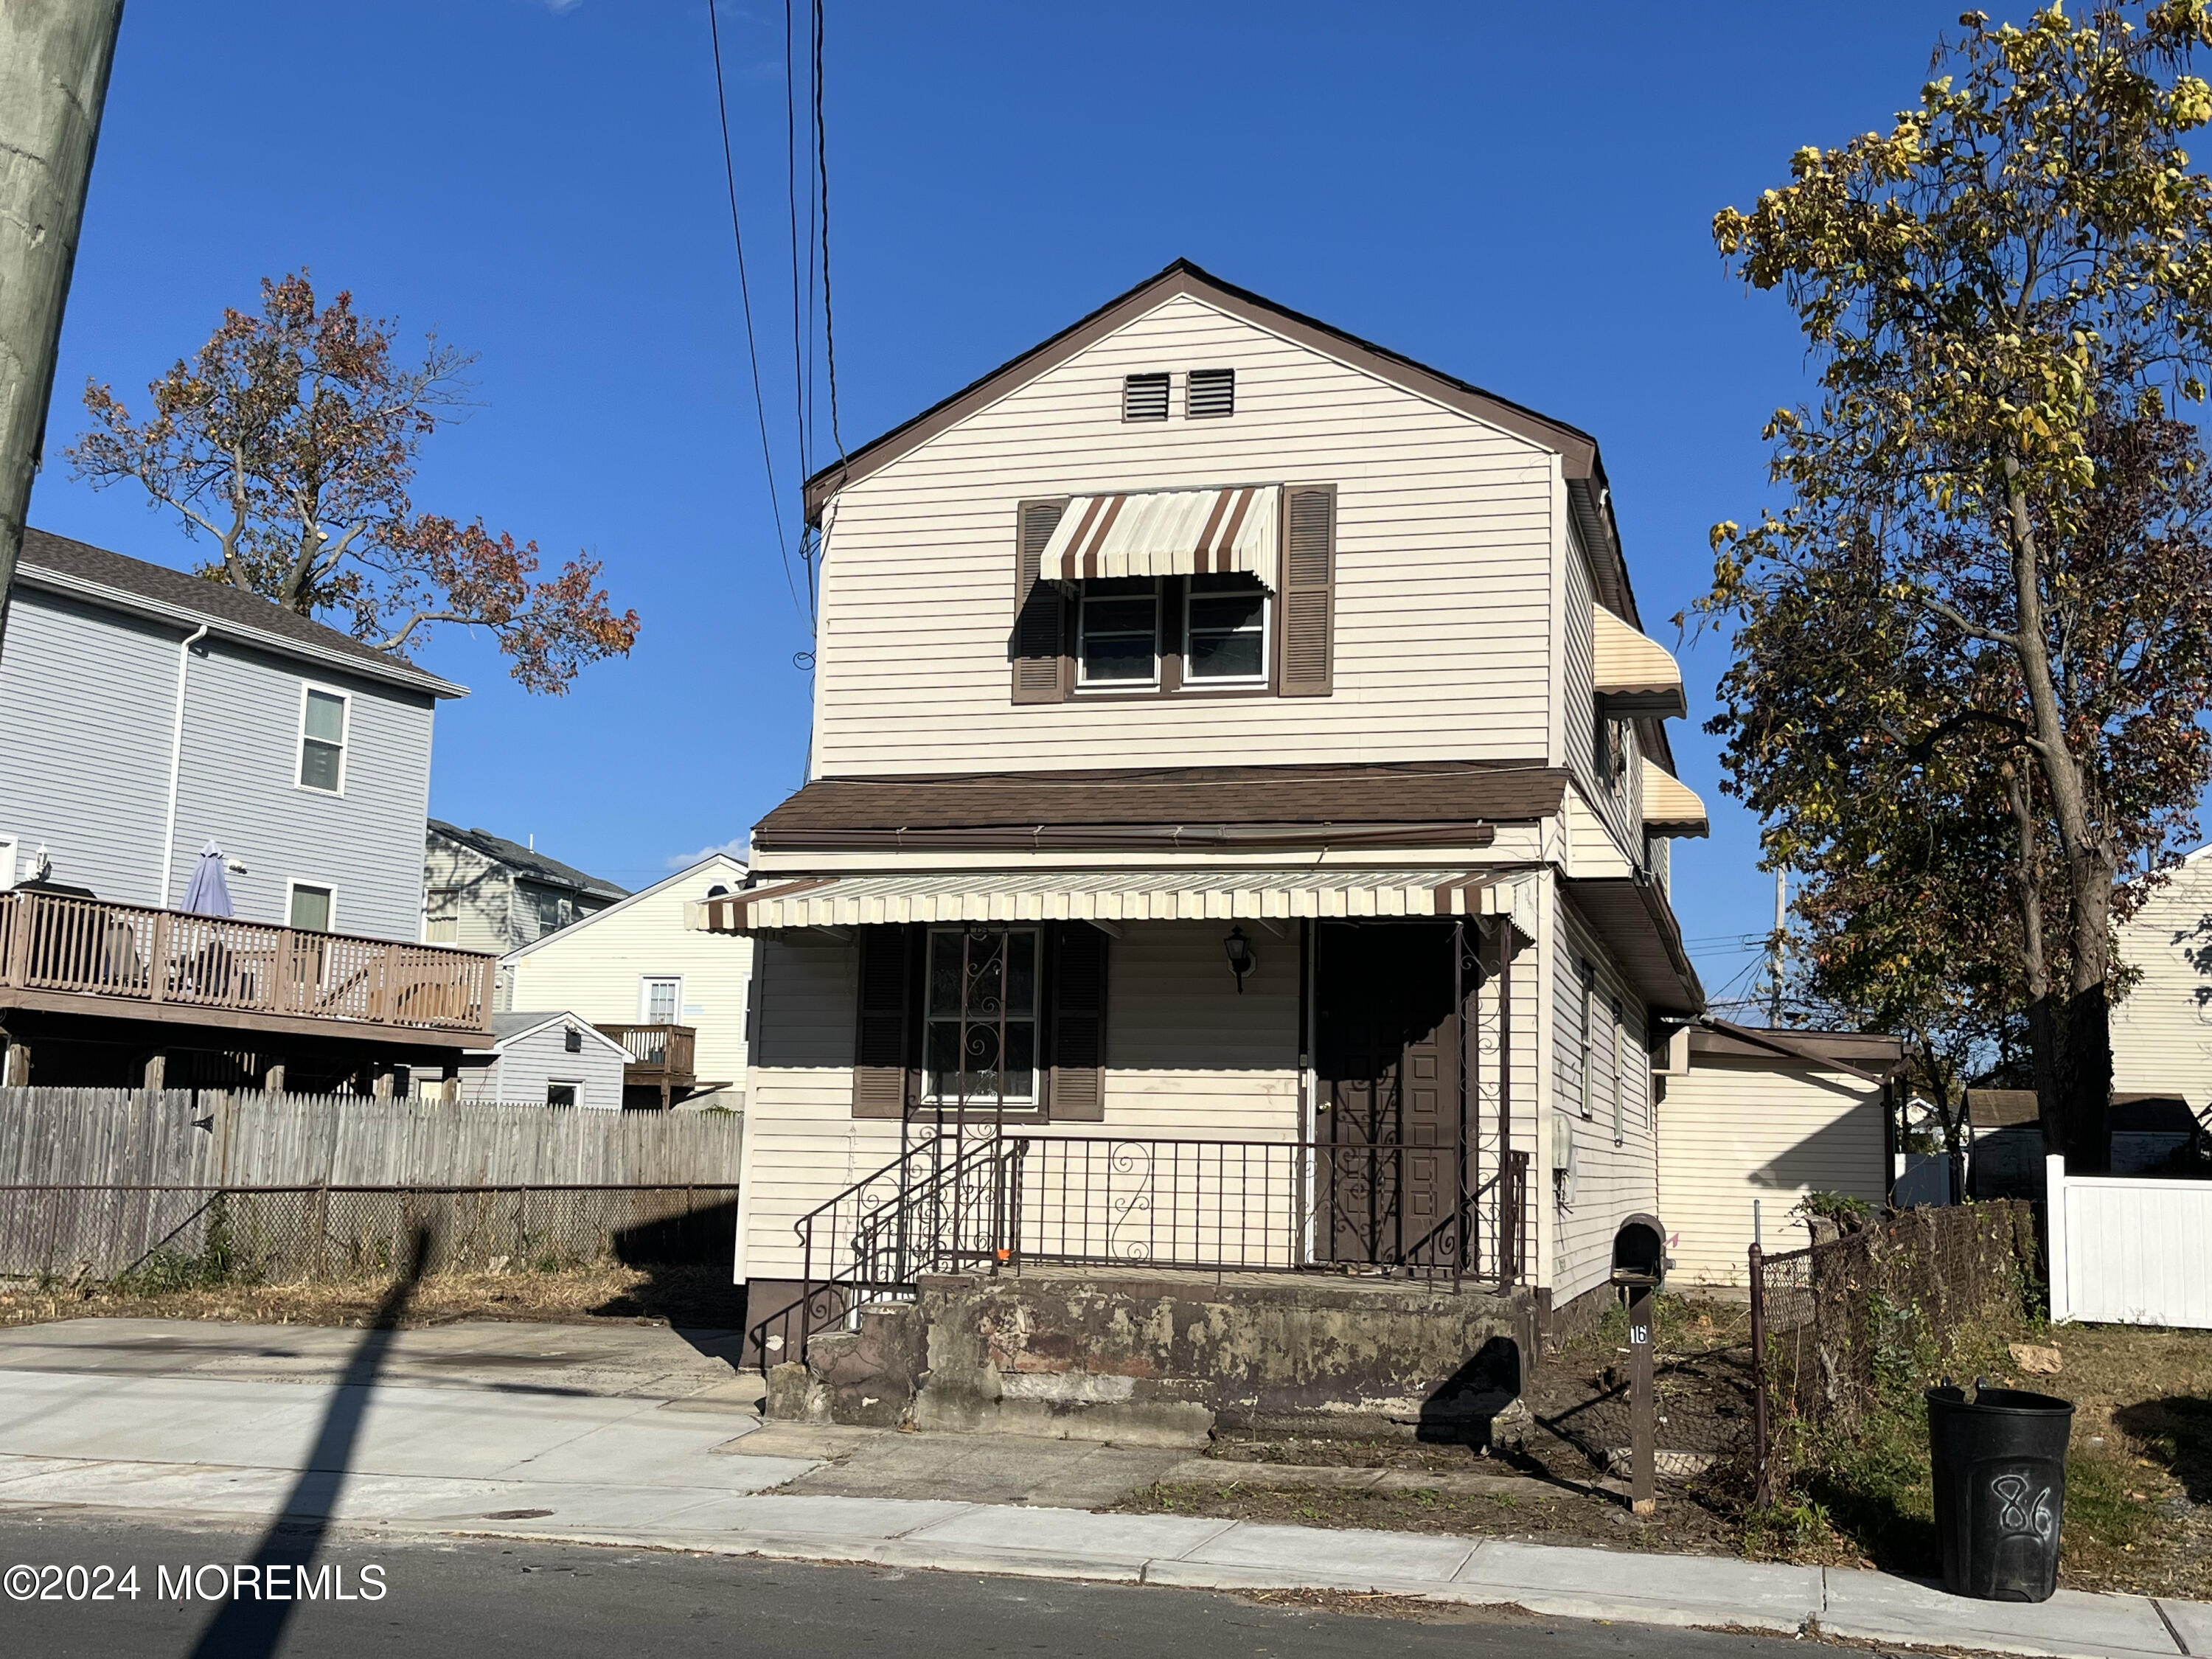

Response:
(422, 820), (628, 961)
(0, 529), (493, 1091)
(702, 263), (1708, 1354)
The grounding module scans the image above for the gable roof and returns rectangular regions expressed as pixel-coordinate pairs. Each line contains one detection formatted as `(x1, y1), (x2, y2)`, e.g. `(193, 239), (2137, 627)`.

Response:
(801, 259), (1647, 632)
(15, 528), (467, 698)
(498, 851), (748, 966)
(487, 1009), (633, 1059)
(428, 820), (629, 902)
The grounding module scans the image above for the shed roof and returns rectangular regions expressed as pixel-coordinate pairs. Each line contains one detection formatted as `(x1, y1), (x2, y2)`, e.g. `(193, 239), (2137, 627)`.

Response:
(1966, 1089), (2041, 1130)
(16, 528), (466, 698)
(430, 821), (629, 902)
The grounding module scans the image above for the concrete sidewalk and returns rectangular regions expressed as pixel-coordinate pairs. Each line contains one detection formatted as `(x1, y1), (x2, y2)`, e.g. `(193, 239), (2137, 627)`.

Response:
(0, 1321), (2202, 1659)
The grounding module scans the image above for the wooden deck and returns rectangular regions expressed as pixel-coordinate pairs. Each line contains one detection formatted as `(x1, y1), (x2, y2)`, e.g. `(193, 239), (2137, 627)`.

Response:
(595, 1022), (699, 1107)
(0, 888), (493, 1044)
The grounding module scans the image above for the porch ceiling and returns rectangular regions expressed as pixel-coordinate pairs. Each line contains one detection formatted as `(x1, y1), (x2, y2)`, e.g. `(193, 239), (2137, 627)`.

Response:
(690, 866), (1541, 933)
(1558, 875), (1705, 1017)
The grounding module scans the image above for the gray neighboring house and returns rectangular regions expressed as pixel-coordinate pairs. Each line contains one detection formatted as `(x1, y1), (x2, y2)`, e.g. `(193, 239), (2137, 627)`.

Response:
(455, 1010), (631, 1110)
(0, 529), (464, 934)
(423, 821), (627, 965)
(0, 528), (489, 1091)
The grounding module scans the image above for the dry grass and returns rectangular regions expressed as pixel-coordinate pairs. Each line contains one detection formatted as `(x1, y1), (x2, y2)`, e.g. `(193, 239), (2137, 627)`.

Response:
(0, 1262), (748, 1332)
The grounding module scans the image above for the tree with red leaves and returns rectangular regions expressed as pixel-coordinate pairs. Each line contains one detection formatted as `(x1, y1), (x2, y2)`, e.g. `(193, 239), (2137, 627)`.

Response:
(67, 271), (639, 693)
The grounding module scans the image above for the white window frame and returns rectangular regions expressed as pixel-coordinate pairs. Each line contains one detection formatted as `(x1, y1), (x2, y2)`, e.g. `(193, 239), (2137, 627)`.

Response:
(546, 1079), (584, 1110)
(1610, 995), (1627, 1146)
(921, 925), (1043, 1107)
(1181, 576), (1270, 689)
(285, 877), (338, 934)
(1075, 577), (1161, 692)
(1575, 959), (1596, 1119)
(639, 975), (684, 1024)
(295, 682), (352, 796)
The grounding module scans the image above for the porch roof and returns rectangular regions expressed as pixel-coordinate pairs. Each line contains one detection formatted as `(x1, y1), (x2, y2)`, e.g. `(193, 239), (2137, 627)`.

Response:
(1559, 874), (1705, 1017)
(752, 759), (1570, 853)
(689, 866), (1540, 933)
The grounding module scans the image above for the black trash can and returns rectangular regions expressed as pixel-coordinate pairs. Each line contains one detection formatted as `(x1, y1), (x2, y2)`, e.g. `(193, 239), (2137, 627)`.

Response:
(1926, 1382), (2076, 1601)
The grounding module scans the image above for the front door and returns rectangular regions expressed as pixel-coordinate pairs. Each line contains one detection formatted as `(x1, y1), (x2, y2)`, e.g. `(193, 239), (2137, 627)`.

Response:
(1315, 922), (1464, 1267)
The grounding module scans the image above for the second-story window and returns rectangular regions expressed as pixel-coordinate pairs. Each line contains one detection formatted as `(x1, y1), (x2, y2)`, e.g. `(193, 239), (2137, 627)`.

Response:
(1185, 574), (1268, 684)
(298, 687), (348, 792)
(1078, 577), (1159, 688)
(1593, 712), (1630, 792)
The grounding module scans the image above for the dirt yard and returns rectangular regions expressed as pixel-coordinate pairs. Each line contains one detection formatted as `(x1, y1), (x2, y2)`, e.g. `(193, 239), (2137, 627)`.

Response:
(0, 1262), (747, 1332)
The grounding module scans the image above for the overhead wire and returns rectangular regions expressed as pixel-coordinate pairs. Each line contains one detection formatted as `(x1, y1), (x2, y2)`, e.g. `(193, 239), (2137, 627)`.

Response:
(815, 0), (845, 462)
(705, 0), (804, 622)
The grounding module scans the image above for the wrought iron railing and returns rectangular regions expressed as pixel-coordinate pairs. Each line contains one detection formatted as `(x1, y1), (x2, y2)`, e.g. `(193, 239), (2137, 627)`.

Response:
(0, 889), (491, 1034)
(751, 1131), (1534, 1368)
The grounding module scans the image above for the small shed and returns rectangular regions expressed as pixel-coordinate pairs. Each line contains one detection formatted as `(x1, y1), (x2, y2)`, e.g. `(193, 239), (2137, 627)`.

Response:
(456, 1011), (630, 1110)
(1965, 1089), (2044, 1199)
(2110, 1093), (2206, 1175)
(1655, 1021), (1901, 1286)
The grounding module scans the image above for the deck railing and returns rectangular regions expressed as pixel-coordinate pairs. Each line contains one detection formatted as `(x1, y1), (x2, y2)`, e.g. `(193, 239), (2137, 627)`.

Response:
(596, 1023), (697, 1077)
(0, 889), (491, 1034)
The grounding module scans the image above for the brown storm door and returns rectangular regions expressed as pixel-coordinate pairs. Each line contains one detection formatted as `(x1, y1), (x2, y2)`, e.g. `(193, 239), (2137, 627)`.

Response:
(1315, 922), (1464, 1268)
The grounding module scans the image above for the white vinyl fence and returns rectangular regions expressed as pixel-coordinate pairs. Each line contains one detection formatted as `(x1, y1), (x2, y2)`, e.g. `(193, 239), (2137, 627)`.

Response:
(2047, 1153), (2212, 1327)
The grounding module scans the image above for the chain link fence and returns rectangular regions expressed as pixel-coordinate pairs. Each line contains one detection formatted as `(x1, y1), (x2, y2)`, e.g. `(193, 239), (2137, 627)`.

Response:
(0, 1183), (739, 1287)
(1749, 1199), (2039, 1503)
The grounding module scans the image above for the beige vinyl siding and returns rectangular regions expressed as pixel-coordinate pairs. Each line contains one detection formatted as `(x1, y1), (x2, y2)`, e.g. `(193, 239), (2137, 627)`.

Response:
(1658, 1056), (1887, 1286)
(1547, 902), (1657, 1305)
(1648, 832), (1670, 897)
(2112, 853), (2212, 1110)
(812, 294), (1557, 776)
(504, 856), (752, 1108)
(1559, 529), (1641, 861)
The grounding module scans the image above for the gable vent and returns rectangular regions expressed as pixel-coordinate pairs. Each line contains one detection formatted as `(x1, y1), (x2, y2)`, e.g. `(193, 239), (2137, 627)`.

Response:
(1122, 372), (1169, 422)
(1187, 367), (1234, 420)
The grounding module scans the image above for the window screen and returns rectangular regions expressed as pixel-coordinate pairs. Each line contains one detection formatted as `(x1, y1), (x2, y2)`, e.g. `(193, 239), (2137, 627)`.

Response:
(1185, 574), (1267, 682)
(1122, 373), (1169, 421)
(1078, 578), (1158, 686)
(299, 689), (347, 791)
(1187, 367), (1234, 418)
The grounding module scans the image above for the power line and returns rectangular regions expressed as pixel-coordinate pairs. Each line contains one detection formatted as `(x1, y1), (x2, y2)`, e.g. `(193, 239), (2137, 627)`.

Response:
(705, 0), (803, 622)
(814, 0), (844, 462)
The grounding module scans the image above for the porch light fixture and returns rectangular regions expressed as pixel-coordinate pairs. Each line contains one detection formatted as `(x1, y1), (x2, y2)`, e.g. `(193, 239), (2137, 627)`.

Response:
(1222, 926), (1256, 992)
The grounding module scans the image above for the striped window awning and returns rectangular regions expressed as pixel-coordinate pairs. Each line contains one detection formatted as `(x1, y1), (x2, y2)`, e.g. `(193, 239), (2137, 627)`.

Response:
(690, 867), (1537, 933)
(1641, 757), (1709, 837)
(1042, 486), (1279, 582)
(1593, 604), (1686, 718)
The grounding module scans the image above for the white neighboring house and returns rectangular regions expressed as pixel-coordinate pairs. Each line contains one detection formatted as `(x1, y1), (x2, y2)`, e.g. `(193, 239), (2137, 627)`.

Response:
(457, 1011), (630, 1110)
(2113, 846), (2212, 1111)
(502, 854), (752, 1111)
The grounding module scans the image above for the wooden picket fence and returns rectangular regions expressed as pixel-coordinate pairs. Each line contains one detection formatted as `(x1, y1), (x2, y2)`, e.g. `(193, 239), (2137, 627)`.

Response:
(0, 1087), (745, 1279)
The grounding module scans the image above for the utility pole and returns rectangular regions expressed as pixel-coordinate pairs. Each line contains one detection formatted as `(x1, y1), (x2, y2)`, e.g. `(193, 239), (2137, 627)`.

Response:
(1767, 866), (1787, 1026)
(0, 1), (126, 656)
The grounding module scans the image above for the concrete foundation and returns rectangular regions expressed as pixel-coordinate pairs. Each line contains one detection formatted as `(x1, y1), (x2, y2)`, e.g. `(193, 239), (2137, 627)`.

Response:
(770, 1266), (1531, 1446)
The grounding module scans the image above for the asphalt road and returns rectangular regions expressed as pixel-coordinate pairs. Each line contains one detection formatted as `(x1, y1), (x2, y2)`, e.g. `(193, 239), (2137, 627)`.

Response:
(0, 1511), (1840, 1659)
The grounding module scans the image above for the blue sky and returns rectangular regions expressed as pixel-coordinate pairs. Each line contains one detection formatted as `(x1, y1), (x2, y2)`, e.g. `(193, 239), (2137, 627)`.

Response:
(38, 0), (1977, 1000)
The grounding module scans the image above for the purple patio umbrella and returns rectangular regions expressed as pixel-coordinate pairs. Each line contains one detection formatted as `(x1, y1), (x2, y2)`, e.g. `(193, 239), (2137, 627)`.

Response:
(181, 840), (234, 917)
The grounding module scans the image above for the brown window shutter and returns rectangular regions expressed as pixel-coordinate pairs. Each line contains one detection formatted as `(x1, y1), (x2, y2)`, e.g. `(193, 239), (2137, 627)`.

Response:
(852, 925), (916, 1119)
(1047, 922), (1109, 1121)
(1012, 498), (1070, 703)
(1279, 484), (1336, 697)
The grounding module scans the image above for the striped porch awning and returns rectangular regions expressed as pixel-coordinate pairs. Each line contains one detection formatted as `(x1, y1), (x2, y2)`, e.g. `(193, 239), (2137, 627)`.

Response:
(1041, 486), (1278, 582)
(690, 867), (1537, 933)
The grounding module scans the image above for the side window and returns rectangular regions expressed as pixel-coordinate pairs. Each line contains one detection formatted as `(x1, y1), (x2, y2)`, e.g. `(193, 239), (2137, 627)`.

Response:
(298, 687), (349, 793)
(1610, 995), (1627, 1145)
(1184, 574), (1268, 685)
(640, 975), (682, 1023)
(1576, 959), (1596, 1119)
(1077, 578), (1160, 689)
(546, 1081), (580, 1109)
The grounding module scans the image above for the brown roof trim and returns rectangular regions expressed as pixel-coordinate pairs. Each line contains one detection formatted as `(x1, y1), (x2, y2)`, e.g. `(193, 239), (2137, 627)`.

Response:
(1694, 1018), (1905, 1083)
(1557, 874), (1706, 1017)
(756, 821), (1503, 854)
(801, 259), (1648, 633)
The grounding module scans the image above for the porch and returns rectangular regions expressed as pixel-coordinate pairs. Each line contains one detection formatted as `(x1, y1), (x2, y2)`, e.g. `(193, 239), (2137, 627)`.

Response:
(0, 886), (493, 1088)
(593, 1020), (709, 1108)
